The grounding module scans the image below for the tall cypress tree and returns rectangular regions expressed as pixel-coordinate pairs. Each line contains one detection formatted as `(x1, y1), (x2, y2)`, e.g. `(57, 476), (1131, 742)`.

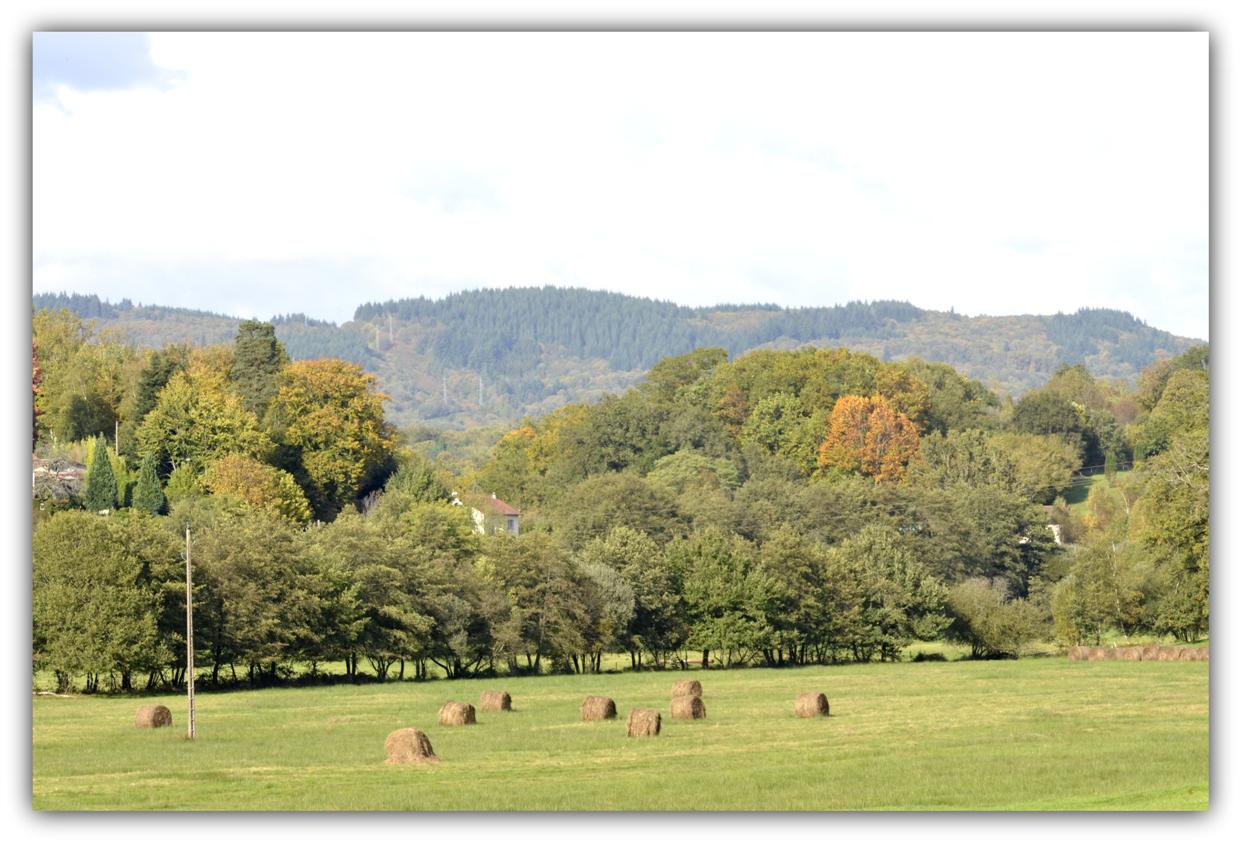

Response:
(132, 453), (166, 515)
(83, 436), (118, 512)
(231, 320), (288, 417)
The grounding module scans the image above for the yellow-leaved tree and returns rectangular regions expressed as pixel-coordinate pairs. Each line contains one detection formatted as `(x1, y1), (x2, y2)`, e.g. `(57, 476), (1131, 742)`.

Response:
(267, 359), (396, 520)
(203, 453), (313, 523)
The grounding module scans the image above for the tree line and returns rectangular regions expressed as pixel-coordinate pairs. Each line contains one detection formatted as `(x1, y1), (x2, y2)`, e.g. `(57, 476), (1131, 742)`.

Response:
(32, 308), (1208, 692)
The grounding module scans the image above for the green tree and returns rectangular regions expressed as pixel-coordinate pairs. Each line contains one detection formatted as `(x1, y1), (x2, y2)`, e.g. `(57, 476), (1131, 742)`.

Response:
(757, 524), (830, 666)
(645, 450), (740, 496)
(551, 473), (687, 551)
(136, 366), (272, 476)
(132, 453), (166, 515)
(83, 435), (118, 512)
(578, 561), (635, 672)
(300, 512), (432, 681)
(987, 431), (1082, 502)
(947, 578), (1046, 658)
(231, 320), (288, 417)
(187, 506), (319, 685)
(118, 344), (190, 457)
(33, 511), (169, 692)
(1051, 538), (1150, 645)
(1132, 427), (1208, 640)
(485, 532), (590, 674)
(667, 528), (775, 669)
(825, 524), (950, 662)
(909, 430), (1023, 494)
(383, 452), (452, 503)
(739, 392), (822, 474)
(578, 526), (685, 668)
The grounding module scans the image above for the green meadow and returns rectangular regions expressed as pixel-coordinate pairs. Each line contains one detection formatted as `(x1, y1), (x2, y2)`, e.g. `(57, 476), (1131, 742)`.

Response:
(32, 656), (1208, 812)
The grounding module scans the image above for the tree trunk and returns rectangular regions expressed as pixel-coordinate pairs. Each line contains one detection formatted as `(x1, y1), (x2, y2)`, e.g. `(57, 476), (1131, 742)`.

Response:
(701, 649), (710, 669)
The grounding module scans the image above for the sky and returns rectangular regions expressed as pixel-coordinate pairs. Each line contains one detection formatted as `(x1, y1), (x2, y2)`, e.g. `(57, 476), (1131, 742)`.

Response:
(31, 31), (1208, 339)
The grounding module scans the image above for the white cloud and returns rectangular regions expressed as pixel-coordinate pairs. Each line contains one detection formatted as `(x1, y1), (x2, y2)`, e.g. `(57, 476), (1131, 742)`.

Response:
(33, 31), (1208, 338)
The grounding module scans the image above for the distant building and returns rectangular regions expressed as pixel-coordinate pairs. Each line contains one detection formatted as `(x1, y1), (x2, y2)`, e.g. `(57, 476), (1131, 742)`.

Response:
(32, 456), (87, 501)
(458, 492), (521, 536)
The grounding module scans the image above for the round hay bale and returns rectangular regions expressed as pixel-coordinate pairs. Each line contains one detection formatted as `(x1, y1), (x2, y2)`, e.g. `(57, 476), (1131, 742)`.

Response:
(1087, 647), (1108, 661)
(671, 679), (703, 698)
(1119, 646), (1142, 661)
(1176, 646), (1196, 662)
(1199, 646), (1209, 661)
(134, 704), (172, 729)
(384, 728), (439, 765)
(794, 692), (830, 718)
(480, 690), (512, 712)
(1141, 645), (1160, 661)
(581, 695), (617, 721)
(1067, 645), (1088, 661)
(670, 694), (706, 720)
(626, 708), (661, 737)
(437, 700), (476, 726)
(1102, 647), (1120, 660)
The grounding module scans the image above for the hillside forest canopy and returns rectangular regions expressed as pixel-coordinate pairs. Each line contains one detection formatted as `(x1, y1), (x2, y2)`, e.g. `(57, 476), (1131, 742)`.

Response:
(32, 306), (1208, 693)
(32, 289), (1197, 431)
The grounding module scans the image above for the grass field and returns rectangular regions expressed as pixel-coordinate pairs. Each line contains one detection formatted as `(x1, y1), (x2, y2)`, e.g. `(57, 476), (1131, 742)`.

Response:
(32, 656), (1208, 811)
(1064, 470), (1133, 511)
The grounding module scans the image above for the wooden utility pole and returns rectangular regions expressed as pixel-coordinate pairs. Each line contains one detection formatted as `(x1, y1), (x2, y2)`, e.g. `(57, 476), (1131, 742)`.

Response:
(185, 526), (196, 740)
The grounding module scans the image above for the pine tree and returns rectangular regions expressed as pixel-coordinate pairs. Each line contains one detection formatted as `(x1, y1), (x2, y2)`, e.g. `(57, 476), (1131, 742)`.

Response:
(132, 453), (166, 515)
(231, 320), (288, 417)
(83, 436), (118, 512)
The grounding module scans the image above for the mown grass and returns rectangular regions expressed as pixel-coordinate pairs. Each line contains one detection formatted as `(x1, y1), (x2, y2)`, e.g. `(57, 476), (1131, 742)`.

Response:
(32, 656), (1208, 811)
(1064, 470), (1133, 511)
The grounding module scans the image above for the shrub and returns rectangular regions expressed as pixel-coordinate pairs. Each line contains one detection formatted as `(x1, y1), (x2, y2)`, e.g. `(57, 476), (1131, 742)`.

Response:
(947, 578), (1045, 659)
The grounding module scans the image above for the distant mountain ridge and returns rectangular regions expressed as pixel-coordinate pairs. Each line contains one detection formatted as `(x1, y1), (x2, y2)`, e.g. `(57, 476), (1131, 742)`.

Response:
(33, 288), (1199, 430)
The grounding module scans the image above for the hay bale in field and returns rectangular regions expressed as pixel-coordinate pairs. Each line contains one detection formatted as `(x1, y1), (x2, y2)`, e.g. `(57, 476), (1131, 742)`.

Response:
(1199, 646), (1209, 661)
(1119, 646), (1143, 661)
(437, 700), (476, 726)
(1102, 647), (1120, 660)
(384, 728), (439, 765)
(1177, 647), (1197, 662)
(134, 704), (172, 729)
(1067, 646), (1088, 661)
(1141, 645), (1160, 661)
(671, 679), (703, 698)
(671, 694), (706, 720)
(1157, 645), (1180, 661)
(1087, 647), (1108, 661)
(626, 708), (661, 737)
(581, 696), (617, 721)
(480, 690), (512, 712)
(795, 692), (830, 718)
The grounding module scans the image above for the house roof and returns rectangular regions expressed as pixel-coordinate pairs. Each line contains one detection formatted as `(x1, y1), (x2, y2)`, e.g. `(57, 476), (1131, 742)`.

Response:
(478, 493), (521, 516)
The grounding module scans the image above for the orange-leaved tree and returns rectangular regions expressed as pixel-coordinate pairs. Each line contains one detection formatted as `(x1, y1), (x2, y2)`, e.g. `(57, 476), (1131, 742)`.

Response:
(817, 394), (920, 483)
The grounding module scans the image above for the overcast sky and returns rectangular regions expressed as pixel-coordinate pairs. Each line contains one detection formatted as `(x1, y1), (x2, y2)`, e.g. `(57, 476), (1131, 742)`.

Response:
(32, 31), (1208, 339)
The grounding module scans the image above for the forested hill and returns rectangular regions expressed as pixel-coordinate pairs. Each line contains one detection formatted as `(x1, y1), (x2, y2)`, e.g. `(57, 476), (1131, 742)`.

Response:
(33, 288), (1197, 429)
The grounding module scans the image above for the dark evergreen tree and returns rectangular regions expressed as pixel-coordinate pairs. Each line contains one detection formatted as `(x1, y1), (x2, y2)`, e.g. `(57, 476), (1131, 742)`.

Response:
(132, 453), (166, 515)
(231, 320), (288, 417)
(83, 437), (118, 512)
